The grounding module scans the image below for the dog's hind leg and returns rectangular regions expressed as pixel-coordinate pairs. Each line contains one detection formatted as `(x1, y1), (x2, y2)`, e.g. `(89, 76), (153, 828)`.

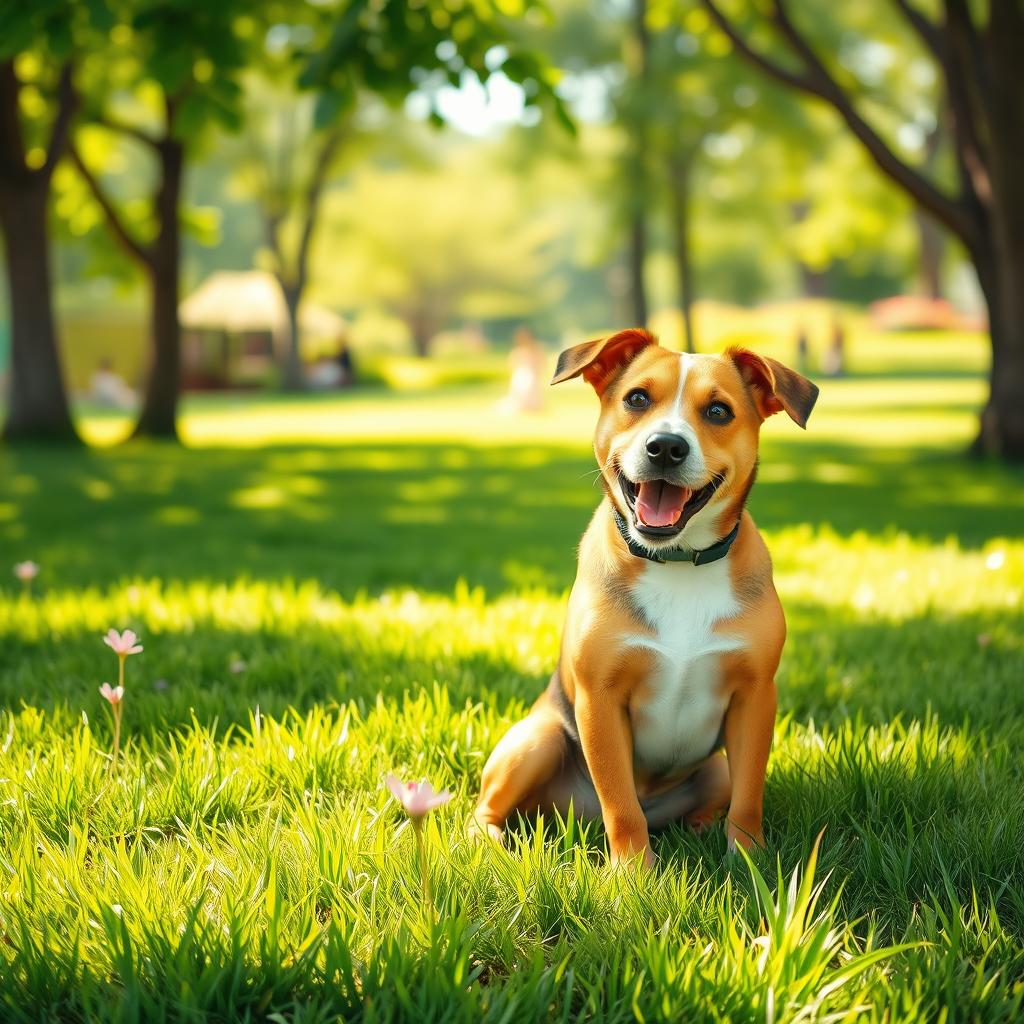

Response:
(641, 753), (731, 832)
(471, 703), (568, 843)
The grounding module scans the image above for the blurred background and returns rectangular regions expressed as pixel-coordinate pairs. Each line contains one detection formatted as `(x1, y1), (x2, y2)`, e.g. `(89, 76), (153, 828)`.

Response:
(2, 0), (1022, 461)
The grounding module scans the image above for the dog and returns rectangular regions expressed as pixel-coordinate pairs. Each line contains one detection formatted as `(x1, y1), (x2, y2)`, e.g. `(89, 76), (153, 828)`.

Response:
(472, 329), (818, 865)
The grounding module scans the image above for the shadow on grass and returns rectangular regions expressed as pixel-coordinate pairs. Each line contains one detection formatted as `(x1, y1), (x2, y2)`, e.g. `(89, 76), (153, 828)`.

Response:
(1, 438), (1022, 597)
(1, 594), (1020, 739)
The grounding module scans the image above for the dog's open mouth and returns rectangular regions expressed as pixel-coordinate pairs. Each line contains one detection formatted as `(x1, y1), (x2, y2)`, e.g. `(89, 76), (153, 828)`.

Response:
(618, 472), (722, 537)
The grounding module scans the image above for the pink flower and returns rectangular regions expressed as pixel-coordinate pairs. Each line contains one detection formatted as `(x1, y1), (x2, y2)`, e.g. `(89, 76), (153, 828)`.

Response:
(103, 628), (143, 656)
(385, 774), (452, 820)
(13, 561), (39, 582)
(99, 682), (124, 705)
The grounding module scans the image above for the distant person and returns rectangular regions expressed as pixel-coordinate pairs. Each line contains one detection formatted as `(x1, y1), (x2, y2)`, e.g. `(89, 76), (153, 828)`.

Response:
(795, 325), (810, 375)
(823, 318), (847, 377)
(89, 358), (134, 409)
(500, 327), (545, 413)
(308, 355), (342, 390)
(337, 342), (355, 388)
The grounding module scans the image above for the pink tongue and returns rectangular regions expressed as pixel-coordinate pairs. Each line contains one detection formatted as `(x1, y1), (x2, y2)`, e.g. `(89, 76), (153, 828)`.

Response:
(636, 481), (691, 528)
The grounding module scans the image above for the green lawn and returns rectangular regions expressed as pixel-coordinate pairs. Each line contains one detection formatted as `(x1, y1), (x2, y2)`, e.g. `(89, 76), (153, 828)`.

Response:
(1, 350), (1023, 1020)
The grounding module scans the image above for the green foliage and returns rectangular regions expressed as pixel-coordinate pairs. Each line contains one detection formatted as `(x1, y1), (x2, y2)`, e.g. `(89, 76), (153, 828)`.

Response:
(0, 0), (105, 63)
(84, 0), (264, 140)
(1, 340), (1023, 1017)
(314, 147), (565, 342)
(50, 0), (273, 285)
(0, 1), (104, 161)
(658, 2), (922, 291)
(298, 0), (572, 132)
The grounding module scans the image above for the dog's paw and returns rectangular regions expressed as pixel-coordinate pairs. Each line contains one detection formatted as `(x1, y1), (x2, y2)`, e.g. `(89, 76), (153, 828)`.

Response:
(685, 808), (723, 834)
(726, 818), (764, 853)
(467, 818), (504, 845)
(610, 844), (656, 870)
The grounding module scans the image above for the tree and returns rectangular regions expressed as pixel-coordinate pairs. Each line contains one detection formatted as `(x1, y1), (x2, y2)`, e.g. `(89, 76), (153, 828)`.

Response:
(317, 154), (563, 356)
(260, 0), (572, 375)
(915, 121), (945, 299)
(700, 0), (1024, 459)
(228, 75), (348, 391)
(624, 0), (652, 327)
(623, 1), (813, 350)
(644, 2), (764, 350)
(0, 5), (85, 442)
(69, 0), (264, 439)
(264, 118), (343, 392)
(570, 0), (808, 349)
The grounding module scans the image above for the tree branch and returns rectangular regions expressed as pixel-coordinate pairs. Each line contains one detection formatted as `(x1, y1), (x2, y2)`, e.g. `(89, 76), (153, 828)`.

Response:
(943, 0), (991, 199)
(263, 207), (284, 267)
(891, 0), (944, 61)
(41, 62), (79, 178)
(698, 0), (816, 94)
(0, 60), (29, 183)
(88, 112), (161, 151)
(701, 0), (977, 247)
(887, 0), (989, 208)
(164, 91), (181, 135)
(68, 143), (152, 267)
(945, 0), (989, 99)
(293, 124), (344, 292)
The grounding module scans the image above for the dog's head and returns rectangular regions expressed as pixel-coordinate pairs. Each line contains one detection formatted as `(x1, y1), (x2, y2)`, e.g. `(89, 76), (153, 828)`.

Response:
(552, 329), (818, 552)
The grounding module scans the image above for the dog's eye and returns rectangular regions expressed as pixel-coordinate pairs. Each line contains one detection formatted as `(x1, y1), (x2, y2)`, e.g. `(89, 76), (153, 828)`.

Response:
(624, 388), (650, 411)
(706, 401), (733, 423)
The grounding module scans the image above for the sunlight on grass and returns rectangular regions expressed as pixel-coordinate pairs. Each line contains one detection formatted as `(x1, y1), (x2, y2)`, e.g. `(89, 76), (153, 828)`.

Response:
(77, 376), (989, 451)
(74, 325), (991, 449)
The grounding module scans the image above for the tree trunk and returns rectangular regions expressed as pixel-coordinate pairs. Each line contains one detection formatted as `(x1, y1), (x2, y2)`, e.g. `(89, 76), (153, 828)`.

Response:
(798, 262), (829, 299)
(985, 312), (1024, 461)
(915, 122), (944, 301)
(626, 0), (649, 328)
(668, 152), (696, 353)
(133, 259), (181, 439)
(410, 311), (433, 359)
(0, 180), (78, 441)
(0, 59), (78, 443)
(132, 140), (183, 440)
(279, 282), (304, 391)
(967, 4), (1024, 461)
(971, 234), (1024, 461)
(915, 209), (944, 300)
(972, 254), (1021, 460)
(628, 214), (648, 328)
(261, 126), (342, 394)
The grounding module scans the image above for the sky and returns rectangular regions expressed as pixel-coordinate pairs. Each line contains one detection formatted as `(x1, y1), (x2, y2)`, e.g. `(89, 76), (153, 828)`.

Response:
(405, 66), (610, 136)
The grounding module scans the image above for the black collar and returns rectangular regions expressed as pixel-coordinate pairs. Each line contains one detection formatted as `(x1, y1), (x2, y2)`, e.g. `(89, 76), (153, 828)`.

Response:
(612, 508), (740, 566)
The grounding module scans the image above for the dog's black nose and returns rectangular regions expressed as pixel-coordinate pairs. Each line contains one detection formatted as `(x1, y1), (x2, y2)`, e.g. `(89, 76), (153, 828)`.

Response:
(645, 432), (690, 468)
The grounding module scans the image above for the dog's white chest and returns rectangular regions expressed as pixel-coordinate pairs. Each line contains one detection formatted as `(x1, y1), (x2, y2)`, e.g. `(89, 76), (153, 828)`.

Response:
(627, 558), (742, 774)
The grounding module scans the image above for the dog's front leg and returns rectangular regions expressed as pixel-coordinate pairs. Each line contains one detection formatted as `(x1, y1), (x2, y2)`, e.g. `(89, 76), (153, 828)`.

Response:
(723, 677), (777, 851)
(575, 688), (653, 867)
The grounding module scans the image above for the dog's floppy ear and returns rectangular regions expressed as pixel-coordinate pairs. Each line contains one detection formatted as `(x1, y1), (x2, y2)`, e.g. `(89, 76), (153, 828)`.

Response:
(551, 329), (656, 395)
(728, 347), (819, 428)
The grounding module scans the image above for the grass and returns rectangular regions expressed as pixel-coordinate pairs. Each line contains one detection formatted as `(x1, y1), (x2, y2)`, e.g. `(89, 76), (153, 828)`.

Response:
(1, 329), (1023, 1021)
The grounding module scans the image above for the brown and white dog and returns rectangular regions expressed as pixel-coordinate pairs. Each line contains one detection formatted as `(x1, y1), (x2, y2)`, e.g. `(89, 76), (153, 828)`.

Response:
(472, 329), (818, 865)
